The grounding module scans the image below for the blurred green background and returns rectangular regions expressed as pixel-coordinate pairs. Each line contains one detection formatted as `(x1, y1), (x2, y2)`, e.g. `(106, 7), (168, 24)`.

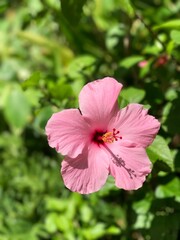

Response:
(0, 0), (180, 239)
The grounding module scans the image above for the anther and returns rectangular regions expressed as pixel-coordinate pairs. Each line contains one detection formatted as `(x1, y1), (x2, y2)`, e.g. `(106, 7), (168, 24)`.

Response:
(101, 128), (122, 143)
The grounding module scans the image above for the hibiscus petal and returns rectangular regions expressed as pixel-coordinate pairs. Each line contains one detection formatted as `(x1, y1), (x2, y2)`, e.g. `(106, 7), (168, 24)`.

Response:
(45, 109), (90, 158)
(79, 77), (123, 129)
(61, 144), (109, 194)
(109, 103), (160, 148)
(107, 143), (151, 190)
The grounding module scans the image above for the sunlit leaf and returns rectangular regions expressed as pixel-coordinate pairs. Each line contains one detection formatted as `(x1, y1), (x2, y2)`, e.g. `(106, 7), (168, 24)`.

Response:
(81, 223), (106, 240)
(106, 24), (125, 51)
(153, 19), (180, 30)
(66, 55), (96, 79)
(119, 0), (135, 17)
(45, 213), (58, 233)
(80, 204), (93, 223)
(3, 85), (31, 130)
(155, 177), (180, 199)
(119, 56), (144, 68)
(170, 30), (180, 45)
(22, 72), (41, 89)
(120, 87), (145, 103)
(147, 135), (173, 170)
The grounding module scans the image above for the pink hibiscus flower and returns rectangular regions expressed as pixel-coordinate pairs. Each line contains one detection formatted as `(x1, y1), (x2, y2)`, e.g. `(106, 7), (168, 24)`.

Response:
(45, 77), (160, 194)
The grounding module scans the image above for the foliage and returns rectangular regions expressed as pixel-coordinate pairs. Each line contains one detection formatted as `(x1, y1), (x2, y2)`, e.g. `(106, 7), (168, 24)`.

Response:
(0, 0), (180, 239)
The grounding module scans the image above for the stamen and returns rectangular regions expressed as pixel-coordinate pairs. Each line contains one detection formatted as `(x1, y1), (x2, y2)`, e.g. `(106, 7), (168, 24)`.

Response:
(102, 128), (122, 143)
(101, 132), (114, 143)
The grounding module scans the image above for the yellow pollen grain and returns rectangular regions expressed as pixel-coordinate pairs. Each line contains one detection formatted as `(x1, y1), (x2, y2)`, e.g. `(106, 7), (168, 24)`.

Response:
(101, 132), (115, 143)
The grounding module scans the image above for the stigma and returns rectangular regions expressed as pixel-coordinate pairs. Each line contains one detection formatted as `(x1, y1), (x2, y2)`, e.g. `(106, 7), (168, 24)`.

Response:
(102, 128), (122, 143)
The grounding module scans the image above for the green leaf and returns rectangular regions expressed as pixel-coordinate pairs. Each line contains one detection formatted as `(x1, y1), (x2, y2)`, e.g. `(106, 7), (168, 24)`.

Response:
(119, 0), (134, 17)
(133, 194), (153, 215)
(22, 72), (41, 89)
(0, 0), (7, 14)
(133, 213), (154, 229)
(155, 177), (180, 199)
(18, 31), (56, 48)
(61, 0), (88, 25)
(153, 19), (180, 30)
(150, 214), (180, 240)
(48, 79), (73, 101)
(165, 88), (178, 101)
(147, 135), (173, 170)
(24, 89), (43, 107)
(119, 55), (144, 68)
(98, 176), (118, 196)
(3, 85), (31, 130)
(106, 226), (121, 235)
(120, 87), (145, 103)
(170, 30), (180, 45)
(82, 223), (106, 240)
(66, 55), (96, 79)
(45, 197), (67, 212)
(45, 213), (58, 233)
(106, 24), (125, 51)
(34, 106), (54, 130)
(56, 215), (73, 232)
(80, 204), (93, 223)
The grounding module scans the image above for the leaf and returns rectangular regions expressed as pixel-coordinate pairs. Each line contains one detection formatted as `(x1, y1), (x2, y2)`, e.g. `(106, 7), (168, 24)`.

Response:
(106, 226), (121, 235)
(56, 215), (73, 232)
(133, 194), (153, 214)
(48, 79), (73, 100)
(24, 89), (43, 107)
(165, 88), (178, 101)
(82, 223), (106, 240)
(147, 135), (173, 170)
(170, 30), (180, 45)
(34, 106), (54, 130)
(153, 19), (180, 30)
(0, 0), (7, 14)
(106, 24), (125, 51)
(3, 85), (31, 130)
(66, 55), (96, 79)
(119, 56), (144, 68)
(18, 31), (55, 48)
(45, 197), (67, 212)
(155, 177), (180, 199)
(98, 176), (118, 197)
(61, 0), (88, 25)
(119, 0), (135, 17)
(45, 213), (58, 233)
(80, 204), (93, 223)
(120, 87), (145, 103)
(22, 72), (41, 89)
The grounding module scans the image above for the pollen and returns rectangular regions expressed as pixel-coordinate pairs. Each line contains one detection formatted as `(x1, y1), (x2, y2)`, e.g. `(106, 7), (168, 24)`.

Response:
(102, 128), (122, 143)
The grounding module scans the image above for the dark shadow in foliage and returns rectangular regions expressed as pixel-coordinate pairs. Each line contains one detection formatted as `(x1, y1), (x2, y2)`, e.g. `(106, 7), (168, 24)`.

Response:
(174, 150), (180, 173)
(144, 82), (164, 107)
(164, 92), (180, 134)
(60, 0), (88, 26)
(23, 126), (56, 157)
(150, 198), (180, 240)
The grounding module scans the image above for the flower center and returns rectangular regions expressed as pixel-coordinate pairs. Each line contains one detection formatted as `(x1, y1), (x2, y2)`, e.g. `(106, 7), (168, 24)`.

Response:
(93, 128), (122, 145)
(102, 128), (122, 143)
